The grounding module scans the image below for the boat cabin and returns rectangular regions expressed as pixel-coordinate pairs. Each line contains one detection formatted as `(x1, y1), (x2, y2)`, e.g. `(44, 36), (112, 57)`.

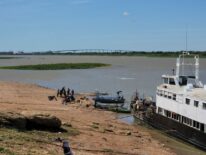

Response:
(162, 75), (177, 85)
(162, 75), (199, 87)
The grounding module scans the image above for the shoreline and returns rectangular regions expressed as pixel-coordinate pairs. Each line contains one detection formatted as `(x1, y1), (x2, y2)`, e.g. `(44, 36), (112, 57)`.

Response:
(0, 81), (174, 155)
(1, 51), (206, 58)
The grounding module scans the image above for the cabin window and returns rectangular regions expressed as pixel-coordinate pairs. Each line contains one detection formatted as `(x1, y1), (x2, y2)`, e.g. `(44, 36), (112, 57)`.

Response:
(158, 107), (163, 115)
(194, 100), (199, 107)
(185, 98), (190, 105)
(182, 116), (192, 126)
(165, 110), (171, 118)
(164, 91), (168, 98)
(182, 116), (185, 123)
(172, 94), (176, 101)
(157, 90), (163, 96)
(203, 103), (206, 109)
(169, 78), (175, 85)
(172, 113), (179, 121)
(193, 121), (196, 128)
(196, 122), (199, 129)
(179, 76), (187, 86)
(159, 90), (163, 96)
(163, 78), (168, 84)
(168, 92), (172, 99)
(200, 123), (204, 132)
(193, 120), (200, 129)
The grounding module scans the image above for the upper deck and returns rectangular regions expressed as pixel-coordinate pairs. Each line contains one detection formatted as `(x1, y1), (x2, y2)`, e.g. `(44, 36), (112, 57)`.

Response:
(157, 83), (206, 101)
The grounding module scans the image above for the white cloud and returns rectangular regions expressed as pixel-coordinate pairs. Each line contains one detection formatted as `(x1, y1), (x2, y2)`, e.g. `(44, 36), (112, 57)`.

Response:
(123, 11), (129, 16)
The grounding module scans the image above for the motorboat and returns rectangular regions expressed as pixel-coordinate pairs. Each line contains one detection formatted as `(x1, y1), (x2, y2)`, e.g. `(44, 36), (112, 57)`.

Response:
(94, 91), (125, 108)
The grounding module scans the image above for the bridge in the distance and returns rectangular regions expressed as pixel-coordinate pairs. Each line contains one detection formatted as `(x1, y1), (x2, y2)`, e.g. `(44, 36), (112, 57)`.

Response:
(53, 49), (133, 53)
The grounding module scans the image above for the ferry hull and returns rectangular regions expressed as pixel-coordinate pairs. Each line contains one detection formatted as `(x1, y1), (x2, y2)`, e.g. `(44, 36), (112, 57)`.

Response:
(133, 111), (206, 150)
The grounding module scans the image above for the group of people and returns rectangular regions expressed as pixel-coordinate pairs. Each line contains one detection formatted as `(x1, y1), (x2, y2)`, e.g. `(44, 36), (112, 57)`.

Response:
(57, 87), (75, 104)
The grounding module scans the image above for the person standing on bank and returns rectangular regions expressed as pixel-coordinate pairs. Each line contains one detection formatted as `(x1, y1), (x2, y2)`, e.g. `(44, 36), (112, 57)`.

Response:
(62, 141), (73, 155)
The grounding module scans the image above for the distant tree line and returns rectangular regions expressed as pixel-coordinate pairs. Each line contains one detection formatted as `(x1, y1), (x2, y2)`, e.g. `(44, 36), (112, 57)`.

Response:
(1, 50), (206, 57)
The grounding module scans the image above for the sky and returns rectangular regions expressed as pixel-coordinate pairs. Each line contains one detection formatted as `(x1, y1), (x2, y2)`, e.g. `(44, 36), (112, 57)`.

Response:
(0, 0), (206, 52)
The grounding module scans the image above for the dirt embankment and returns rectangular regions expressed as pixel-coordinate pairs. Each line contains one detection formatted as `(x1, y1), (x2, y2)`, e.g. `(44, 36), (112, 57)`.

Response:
(0, 81), (175, 155)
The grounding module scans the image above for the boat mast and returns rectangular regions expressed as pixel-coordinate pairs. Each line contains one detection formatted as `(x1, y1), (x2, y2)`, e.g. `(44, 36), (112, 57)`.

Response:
(195, 55), (199, 83)
(176, 29), (201, 86)
(176, 56), (180, 78)
(178, 30), (188, 77)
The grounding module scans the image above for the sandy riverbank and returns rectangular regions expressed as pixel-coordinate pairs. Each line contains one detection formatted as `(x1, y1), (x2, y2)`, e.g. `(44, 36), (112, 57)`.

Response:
(0, 81), (175, 155)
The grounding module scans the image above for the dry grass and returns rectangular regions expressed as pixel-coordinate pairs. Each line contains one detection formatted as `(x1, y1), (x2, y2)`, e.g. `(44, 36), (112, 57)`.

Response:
(0, 125), (79, 155)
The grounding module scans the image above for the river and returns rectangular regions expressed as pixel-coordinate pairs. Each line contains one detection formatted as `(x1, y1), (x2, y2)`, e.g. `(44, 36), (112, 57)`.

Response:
(1, 55), (206, 101)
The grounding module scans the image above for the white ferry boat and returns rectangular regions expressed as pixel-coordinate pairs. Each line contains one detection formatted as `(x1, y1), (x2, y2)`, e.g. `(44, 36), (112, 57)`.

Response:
(131, 53), (206, 149)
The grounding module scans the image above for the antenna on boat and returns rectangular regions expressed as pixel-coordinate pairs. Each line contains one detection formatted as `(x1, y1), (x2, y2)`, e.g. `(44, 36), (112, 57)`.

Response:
(172, 68), (175, 75)
(176, 27), (202, 87)
(176, 28), (190, 79)
(182, 28), (189, 76)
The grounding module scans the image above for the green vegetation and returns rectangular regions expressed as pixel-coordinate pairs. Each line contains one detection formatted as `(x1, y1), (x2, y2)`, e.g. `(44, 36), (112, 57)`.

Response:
(0, 125), (79, 155)
(0, 57), (23, 59)
(1, 51), (206, 58)
(0, 147), (15, 155)
(111, 108), (131, 113)
(62, 51), (206, 58)
(0, 63), (110, 70)
(102, 148), (114, 153)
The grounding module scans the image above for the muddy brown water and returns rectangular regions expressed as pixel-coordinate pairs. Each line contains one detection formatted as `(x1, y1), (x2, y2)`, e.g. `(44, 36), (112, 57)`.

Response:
(0, 55), (205, 101)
